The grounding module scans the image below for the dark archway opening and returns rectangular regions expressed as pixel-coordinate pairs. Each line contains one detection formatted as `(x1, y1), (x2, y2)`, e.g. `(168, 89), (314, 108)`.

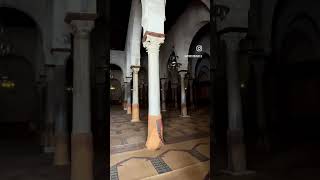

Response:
(0, 7), (40, 151)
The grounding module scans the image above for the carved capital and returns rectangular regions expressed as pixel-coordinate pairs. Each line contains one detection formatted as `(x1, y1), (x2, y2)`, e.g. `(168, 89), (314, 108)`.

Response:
(178, 70), (188, 78)
(222, 32), (246, 51)
(131, 66), (140, 74)
(70, 20), (94, 38)
(143, 35), (165, 53)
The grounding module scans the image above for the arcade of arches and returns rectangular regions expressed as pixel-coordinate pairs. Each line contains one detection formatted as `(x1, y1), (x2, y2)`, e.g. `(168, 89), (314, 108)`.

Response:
(1, 0), (320, 180)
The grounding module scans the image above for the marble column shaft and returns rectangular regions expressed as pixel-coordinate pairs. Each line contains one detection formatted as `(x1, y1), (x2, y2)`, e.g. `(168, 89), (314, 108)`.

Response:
(224, 32), (248, 173)
(44, 66), (56, 153)
(126, 78), (132, 114)
(189, 79), (195, 110)
(123, 82), (128, 110)
(143, 35), (165, 150)
(131, 66), (140, 122)
(53, 64), (69, 166)
(179, 71), (188, 117)
(70, 20), (94, 180)
(160, 78), (167, 112)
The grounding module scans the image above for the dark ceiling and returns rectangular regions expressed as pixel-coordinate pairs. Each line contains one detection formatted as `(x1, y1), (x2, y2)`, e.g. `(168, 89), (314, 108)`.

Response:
(0, 7), (36, 28)
(111, 0), (192, 50)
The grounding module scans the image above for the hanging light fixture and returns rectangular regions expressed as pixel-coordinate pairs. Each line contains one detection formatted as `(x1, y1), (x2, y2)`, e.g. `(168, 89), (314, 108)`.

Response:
(167, 47), (181, 71)
(0, 75), (15, 89)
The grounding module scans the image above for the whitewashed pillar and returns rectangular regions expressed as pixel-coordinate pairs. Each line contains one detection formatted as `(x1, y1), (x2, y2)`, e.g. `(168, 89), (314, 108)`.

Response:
(70, 20), (94, 180)
(143, 34), (165, 150)
(131, 66), (140, 122)
(189, 79), (195, 110)
(53, 64), (69, 166)
(223, 32), (252, 175)
(44, 65), (56, 153)
(126, 77), (132, 114)
(160, 78), (167, 112)
(123, 82), (128, 110)
(179, 71), (189, 117)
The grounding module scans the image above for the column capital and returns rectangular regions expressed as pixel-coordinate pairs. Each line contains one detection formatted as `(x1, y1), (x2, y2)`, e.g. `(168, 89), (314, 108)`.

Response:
(131, 65), (140, 74)
(143, 34), (165, 53)
(160, 78), (166, 85)
(178, 70), (188, 77)
(70, 20), (94, 38)
(222, 32), (246, 51)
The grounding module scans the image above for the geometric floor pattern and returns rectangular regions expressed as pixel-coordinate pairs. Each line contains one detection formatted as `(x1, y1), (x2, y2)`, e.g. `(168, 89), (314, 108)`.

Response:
(110, 106), (210, 154)
(110, 138), (210, 180)
(110, 106), (210, 180)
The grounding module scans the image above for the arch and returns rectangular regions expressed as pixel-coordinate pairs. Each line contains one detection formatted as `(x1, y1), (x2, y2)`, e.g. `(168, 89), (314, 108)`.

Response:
(110, 63), (124, 86)
(271, 0), (320, 57)
(194, 53), (210, 79)
(200, 0), (210, 10)
(110, 50), (126, 81)
(0, 6), (46, 81)
(188, 23), (210, 79)
(198, 68), (210, 82)
(160, 1), (209, 78)
(272, 12), (320, 62)
(0, 1), (51, 61)
(110, 78), (122, 103)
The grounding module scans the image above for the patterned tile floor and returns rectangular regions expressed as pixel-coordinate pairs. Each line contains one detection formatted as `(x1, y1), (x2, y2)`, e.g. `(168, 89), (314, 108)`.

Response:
(110, 106), (210, 154)
(110, 106), (210, 180)
(110, 138), (210, 180)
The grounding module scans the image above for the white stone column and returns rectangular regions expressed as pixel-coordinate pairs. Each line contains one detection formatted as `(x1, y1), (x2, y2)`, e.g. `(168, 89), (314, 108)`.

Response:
(189, 79), (195, 110)
(123, 82), (128, 110)
(143, 34), (165, 150)
(131, 66), (140, 122)
(70, 20), (94, 180)
(44, 65), (56, 153)
(223, 32), (252, 175)
(160, 78), (167, 112)
(179, 71), (189, 117)
(126, 77), (132, 114)
(53, 64), (69, 166)
(171, 83), (178, 109)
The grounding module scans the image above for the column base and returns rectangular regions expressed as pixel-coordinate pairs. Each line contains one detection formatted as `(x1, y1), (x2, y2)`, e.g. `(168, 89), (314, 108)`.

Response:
(146, 115), (164, 150)
(227, 129), (248, 173)
(161, 109), (167, 112)
(179, 115), (190, 118)
(181, 104), (189, 117)
(123, 101), (127, 110)
(54, 135), (70, 166)
(71, 133), (93, 180)
(43, 131), (54, 153)
(127, 105), (132, 114)
(131, 104), (140, 122)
